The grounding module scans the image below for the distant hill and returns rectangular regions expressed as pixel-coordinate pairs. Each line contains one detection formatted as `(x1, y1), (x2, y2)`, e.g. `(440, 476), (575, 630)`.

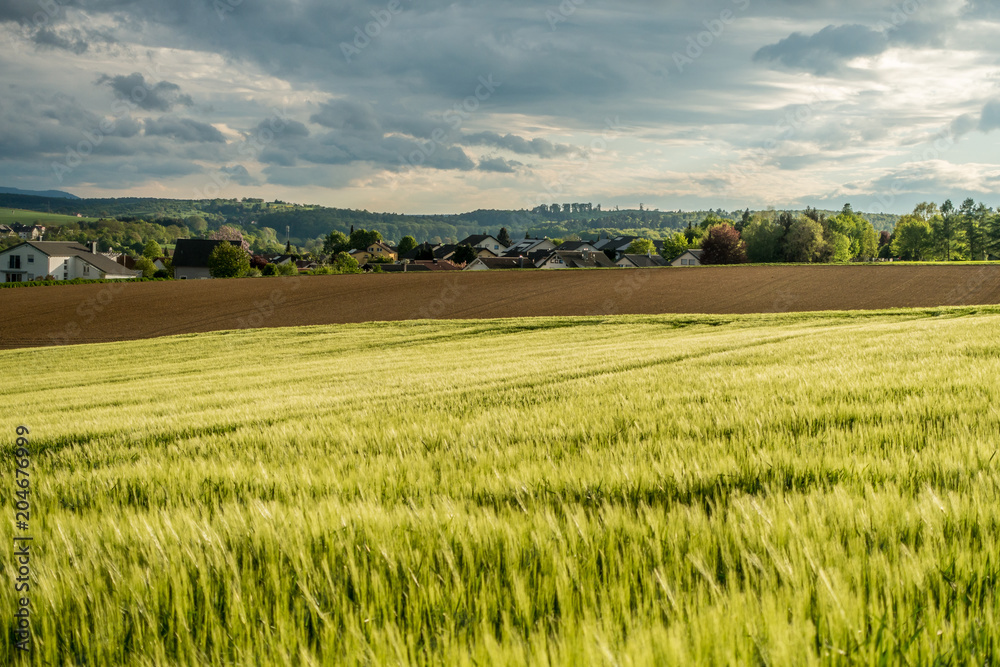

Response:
(0, 187), (80, 200)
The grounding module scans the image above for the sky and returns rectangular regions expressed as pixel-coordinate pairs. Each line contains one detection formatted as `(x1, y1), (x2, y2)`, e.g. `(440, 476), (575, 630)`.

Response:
(1, 0), (999, 214)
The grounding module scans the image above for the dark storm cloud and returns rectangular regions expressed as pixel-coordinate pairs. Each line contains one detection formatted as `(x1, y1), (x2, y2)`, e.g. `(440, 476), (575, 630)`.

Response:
(478, 156), (524, 173)
(754, 24), (889, 74)
(460, 132), (576, 158)
(144, 117), (225, 143)
(32, 27), (88, 54)
(219, 164), (258, 186)
(97, 73), (194, 112)
(979, 100), (1000, 132)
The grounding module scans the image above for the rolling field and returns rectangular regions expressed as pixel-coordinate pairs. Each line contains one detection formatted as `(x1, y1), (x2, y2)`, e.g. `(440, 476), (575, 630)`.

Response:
(4, 264), (1000, 349)
(0, 208), (98, 226)
(2, 308), (1000, 664)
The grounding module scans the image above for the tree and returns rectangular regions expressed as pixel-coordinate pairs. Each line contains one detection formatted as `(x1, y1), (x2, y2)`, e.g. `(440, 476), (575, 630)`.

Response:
(142, 240), (163, 259)
(397, 235), (418, 256)
(210, 225), (250, 252)
(349, 228), (382, 251)
(891, 215), (933, 260)
(323, 231), (350, 256)
(659, 232), (688, 260)
(626, 238), (656, 255)
(262, 263), (279, 276)
(452, 244), (478, 265)
(498, 227), (512, 247)
(825, 231), (852, 263)
(828, 204), (878, 260)
(208, 242), (250, 278)
(742, 215), (785, 263)
(333, 251), (361, 274)
(784, 217), (825, 263)
(134, 256), (157, 278)
(276, 261), (298, 276)
(932, 199), (962, 261)
(700, 224), (747, 265)
(250, 255), (268, 270)
(960, 199), (990, 261)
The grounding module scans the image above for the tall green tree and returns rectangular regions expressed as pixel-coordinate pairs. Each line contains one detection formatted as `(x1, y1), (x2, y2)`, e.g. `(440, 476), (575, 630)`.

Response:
(142, 240), (163, 259)
(784, 217), (825, 263)
(323, 231), (350, 256)
(396, 235), (418, 256)
(349, 228), (382, 251)
(626, 238), (656, 255)
(497, 227), (512, 247)
(208, 242), (250, 278)
(891, 215), (933, 260)
(742, 215), (785, 263)
(658, 232), (689, 260)
(933, 199), (963, 261)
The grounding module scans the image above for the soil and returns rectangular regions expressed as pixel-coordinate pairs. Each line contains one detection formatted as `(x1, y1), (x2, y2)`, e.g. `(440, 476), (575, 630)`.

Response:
(4, 265), (1000, 349)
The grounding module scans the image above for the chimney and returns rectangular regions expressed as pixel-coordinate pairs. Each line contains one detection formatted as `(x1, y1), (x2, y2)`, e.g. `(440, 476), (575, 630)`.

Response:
(90, 241), (98, 254)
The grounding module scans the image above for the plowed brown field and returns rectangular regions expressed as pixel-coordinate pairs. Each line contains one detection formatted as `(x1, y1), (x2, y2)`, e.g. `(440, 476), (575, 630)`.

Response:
(4, 265), (1000, 349)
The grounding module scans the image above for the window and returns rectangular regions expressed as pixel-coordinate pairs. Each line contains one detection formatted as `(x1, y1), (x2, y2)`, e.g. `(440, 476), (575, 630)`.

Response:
(9, 255), (20, 269)
(27, 255), (34, 263)
(83, 265), (90, 275)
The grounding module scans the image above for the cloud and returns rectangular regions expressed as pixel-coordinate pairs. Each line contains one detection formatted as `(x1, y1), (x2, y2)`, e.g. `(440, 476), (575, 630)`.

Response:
(144, 117), (225, 143)
(478, 156), (524, 173)
(310, 100), (382, 134)
(32, 28), (88, 54)
(460, 131), (576, 158)
(754, 24), (888, 74)
(220, 164), (259, 186)
(96, 73), (194, 112)
(979, 100), (1000, 132)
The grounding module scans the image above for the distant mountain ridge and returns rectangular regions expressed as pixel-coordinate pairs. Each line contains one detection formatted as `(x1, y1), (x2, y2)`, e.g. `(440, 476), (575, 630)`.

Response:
(0, 186), (80, 200)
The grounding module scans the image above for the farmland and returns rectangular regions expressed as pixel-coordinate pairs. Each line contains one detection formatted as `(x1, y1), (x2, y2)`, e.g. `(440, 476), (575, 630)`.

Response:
(0, 208), (98, 226)
(4, 264), (1000, 349)
(2, 307), (1000, 664)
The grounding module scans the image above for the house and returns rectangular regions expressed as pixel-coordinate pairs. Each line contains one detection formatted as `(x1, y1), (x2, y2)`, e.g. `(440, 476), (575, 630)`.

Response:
(349, 241), (397, 264)
(172, 238), (245, 279)
(295, 259), (319, 272)
(555, 240), (600, 253)
(593, 235), (639, 260)
(465, 257), (536, 271)
(616, 254), (668, 268)
(537, 250), (615, 270)
(503, 238), (556, 257)
(102, 252), (138, 270)
(458, 234), (509, 254)
(0, 241), (140, 283)
(376, 259), (462, 272)
(0, 224), (13, 236)
(400, 243), (482, 262)
(670, 249), (704, 267)
(10, 223), (46, 240)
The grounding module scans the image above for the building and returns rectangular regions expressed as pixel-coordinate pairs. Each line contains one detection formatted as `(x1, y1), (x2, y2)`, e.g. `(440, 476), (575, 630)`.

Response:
(349, 241), (397, 265)
(616, 254), (668, 268)
(554, 240), (600, 253)
(0, 241), (140, 283)
(503, 238), (557, 257)
(537, 250), (615, 270)
(10, 223), (46, 241)
(172, 239), (245, 279)
(465, 257), (536, 271)
(458, 235), (509, 254)
(669, 249), (704, 267)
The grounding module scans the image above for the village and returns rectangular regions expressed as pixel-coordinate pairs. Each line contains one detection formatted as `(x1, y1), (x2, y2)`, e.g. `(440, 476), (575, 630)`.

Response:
(0, 228), (703, 283)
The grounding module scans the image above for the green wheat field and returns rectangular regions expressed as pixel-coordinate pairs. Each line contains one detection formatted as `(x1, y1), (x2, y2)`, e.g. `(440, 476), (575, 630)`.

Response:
(2, 308), (1000, 665)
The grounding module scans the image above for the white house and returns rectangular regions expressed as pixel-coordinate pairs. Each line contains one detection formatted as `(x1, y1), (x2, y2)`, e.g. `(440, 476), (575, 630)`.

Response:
(458, 235), (509, 254)
(0, 241), (140, 283)
(670, 249), (704, 267)
(503, 238), (556, 257)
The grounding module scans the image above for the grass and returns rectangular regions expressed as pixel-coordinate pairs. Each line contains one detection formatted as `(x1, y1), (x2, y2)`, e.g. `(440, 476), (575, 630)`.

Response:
(0, 208), (100, 226)
(2, 308), (1000, 664)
